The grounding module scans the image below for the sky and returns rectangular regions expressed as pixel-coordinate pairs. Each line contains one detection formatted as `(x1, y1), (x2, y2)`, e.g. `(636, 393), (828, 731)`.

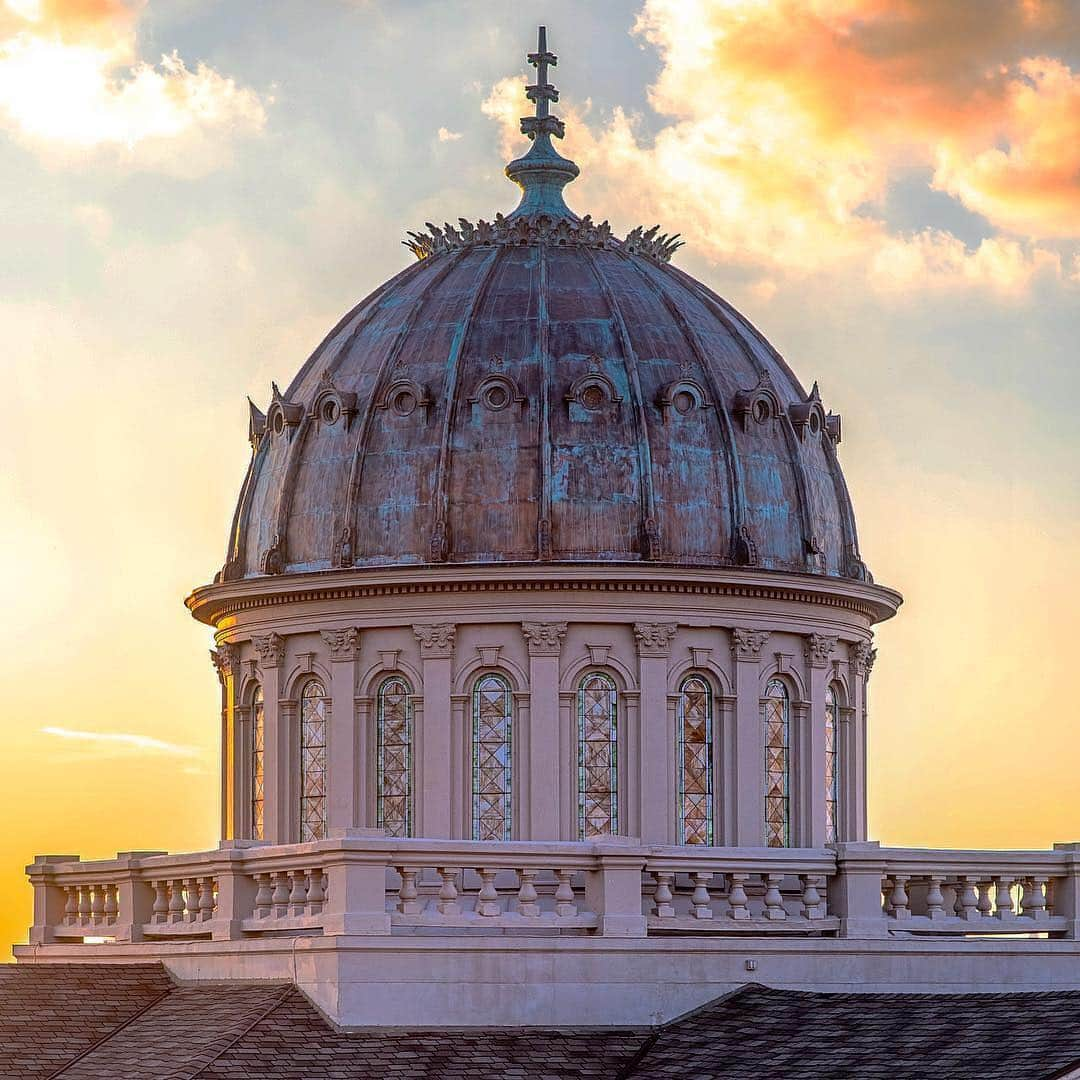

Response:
(0, 0), (1078, 957)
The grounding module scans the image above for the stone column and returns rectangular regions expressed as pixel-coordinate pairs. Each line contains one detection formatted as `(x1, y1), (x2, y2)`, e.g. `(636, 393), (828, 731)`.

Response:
(521, 622), (567, 841)
(211, 645), (239, 841)
(413, 623), (455, 839)
(730, 628), (770, 847)
(252, 633), (286, 844)
(849, 640), (876, 842)
(634, 623), (678, 844)
(803, 633), (837, 848)
(321, 629), (360, 835)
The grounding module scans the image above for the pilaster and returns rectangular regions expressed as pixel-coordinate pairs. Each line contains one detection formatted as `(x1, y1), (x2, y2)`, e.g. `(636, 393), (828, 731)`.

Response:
(634, 622), (678, 844)
(322, 628), (360, 834)
(413, 623), (455, 838)
(849, 639), (876, 841)
(730, 628), (770, 846)
(803, 633), (837, 847)
(211, 645), (239, 841)
(521, 622), (566, 840)
(252, 632), (286, 843)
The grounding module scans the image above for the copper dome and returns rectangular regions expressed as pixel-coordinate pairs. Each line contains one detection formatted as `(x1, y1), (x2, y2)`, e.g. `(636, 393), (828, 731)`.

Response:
(222, 34), (870, 586)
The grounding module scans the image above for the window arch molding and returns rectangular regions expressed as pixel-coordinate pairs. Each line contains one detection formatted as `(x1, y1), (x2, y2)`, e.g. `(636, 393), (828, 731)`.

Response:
(470, 670), (515, 842)
(453, 655), (527, 696)
(666, 657), (732, 697)
(559, 653), (636, 696)
(282, 661), (334, 704)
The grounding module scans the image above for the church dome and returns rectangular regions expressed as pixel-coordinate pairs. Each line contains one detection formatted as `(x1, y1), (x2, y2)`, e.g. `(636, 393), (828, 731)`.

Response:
(222, 39), (869, 586)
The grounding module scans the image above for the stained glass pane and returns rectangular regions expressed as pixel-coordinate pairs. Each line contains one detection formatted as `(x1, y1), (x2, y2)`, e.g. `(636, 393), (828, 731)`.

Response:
(763, 679), (790, 848)
(825, 684), (839, 844)
(678, 675), (713, 844)
(299, 679), (327, 841)
(578, 673), (618, 839)
(251, 685), (264, 841)
(472, 674), (512, 840)
(378, 676), (412, 838)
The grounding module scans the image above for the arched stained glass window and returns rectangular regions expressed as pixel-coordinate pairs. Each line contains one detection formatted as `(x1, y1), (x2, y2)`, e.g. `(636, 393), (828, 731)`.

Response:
(299, 679), (328, 842)
(678, 675), (713, 845)
(251, 685), (265, 841)
(377, 676), (413, 838)
(578, 672), (618, 839)
(825, 684), (840, 844)
(472, 674), (513, 841)
(763, 678), (791, 848)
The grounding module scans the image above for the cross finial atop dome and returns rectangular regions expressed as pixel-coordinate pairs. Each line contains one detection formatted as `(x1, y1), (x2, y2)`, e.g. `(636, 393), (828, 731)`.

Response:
(505, 26), (580, 220)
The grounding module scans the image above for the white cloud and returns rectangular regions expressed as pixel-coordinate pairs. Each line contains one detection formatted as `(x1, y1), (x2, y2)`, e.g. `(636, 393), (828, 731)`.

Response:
(42, 726), (201, 757)
(437, 126), (462, 142)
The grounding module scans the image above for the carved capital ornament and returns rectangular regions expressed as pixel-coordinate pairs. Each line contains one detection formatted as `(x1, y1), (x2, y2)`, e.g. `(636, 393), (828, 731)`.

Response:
(730, 628), (771, 661)
(521, 621), (567, 657)
(413, 623), (456, 657)
(321, 628), (360, 662)
(804, 633), (839, 669)
(251, 632), (286, 670)
(633, 622), (679, 657)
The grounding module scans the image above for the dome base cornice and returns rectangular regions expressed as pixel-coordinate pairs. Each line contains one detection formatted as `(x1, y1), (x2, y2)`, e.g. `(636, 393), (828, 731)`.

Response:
(186, 563), (902, 629)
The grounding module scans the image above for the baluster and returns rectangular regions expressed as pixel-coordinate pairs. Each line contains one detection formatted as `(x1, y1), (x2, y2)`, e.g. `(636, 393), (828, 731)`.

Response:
(889, 875), (910, 919)
(198, 877), (216, 921)
(186, 878), (201, 921)
(956, 876), (979, 920)
(88, 883), (104, 924)
(554, 870), (577, 918)
(271, 871), (291, 917)
(977, 880), (993, 918)
(152, 880), (169, 923)
(764, 873), (786, 921)
(253, 874), (273, 918)
(167, 879), (185, 923)
(1023, 876), (1048, 921)
(396, 867), (421, 915)
(476, 869), (501, 917)
(77, 884), (92, 924)
(690, 872), (713, 919)
(306, 870), (326, 911)
(993, 875), (1015, 918)
(800, 874), (823, 919)
(289, 870), (309, 916)
(436, 867), (460, 915)
(103, 883), (118, 923)
(653, 872), (675, 918)
(63, 886), (78, 925)
(517, 869), (540, 917)
(727, 873), (750, 920)
(925, 876), (945, 919)
(881, 876), (895, 915)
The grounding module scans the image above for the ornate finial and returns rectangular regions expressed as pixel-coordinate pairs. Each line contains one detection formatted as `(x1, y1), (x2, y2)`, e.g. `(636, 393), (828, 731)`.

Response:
(505, 26), (580, 220)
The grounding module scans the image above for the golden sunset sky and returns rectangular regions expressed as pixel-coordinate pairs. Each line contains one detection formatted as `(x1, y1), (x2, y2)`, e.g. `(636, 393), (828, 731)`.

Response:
(1, 0), (1078, 958)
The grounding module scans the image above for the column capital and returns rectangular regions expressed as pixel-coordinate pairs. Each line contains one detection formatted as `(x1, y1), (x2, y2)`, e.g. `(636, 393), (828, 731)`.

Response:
(521, 621), (567, 657)
(633, 621), (678, 658)
(730, 627), (770, 662)
(210, 643), (239, 685)
(251, 632), (286, 670)
(850, 639), (877, 677)
(804, 633), (839, 669)
(413, 622), (456, 659)
(321, 627), (360, 662)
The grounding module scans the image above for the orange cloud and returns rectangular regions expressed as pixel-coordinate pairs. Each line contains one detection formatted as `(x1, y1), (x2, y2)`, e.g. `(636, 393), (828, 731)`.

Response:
(487, 0), (1080, 290)
(0, 0), (266, 172)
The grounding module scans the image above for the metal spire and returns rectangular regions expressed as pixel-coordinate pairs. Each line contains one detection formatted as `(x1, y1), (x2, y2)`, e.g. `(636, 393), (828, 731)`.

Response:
(505, 26), (580, 220)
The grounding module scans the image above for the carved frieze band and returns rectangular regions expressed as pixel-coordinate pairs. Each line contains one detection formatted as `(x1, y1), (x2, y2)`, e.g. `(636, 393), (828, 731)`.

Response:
(634, 621), (678, 658)
(851, 639), (877, 678)
(730, 628), (771, 661)
(804, 633), (838, 669)
(521, 621), (567, 657)
(413, 623), (456, 658)
(251, 632), (286, 670)
(320, 627), (360, 662)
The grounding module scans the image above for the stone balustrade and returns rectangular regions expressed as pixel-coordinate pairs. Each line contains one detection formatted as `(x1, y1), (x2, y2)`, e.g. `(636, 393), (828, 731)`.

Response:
(24, 838), (1080, 947)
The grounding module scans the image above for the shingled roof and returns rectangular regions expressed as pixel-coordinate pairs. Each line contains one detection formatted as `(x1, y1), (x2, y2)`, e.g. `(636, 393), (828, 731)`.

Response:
(4, 965), (1080, 1079)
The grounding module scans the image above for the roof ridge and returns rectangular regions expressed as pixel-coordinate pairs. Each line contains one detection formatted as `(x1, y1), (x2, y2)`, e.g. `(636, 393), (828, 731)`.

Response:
(185, 983), (295, 1079)
(46, 981), (176, 1079)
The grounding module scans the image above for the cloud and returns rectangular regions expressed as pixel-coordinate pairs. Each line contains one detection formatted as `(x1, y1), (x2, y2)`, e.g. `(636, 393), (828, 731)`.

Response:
(42, 725), (201, 757)
(437, 126), (462, 142)
(484, 0), (1080, 293)
(0, 0), (266, 172)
